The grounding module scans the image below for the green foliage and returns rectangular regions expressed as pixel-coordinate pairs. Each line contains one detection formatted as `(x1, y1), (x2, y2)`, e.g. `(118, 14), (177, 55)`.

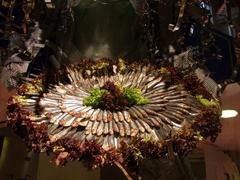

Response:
(83, 88), (107, 108)
(83, 85), (149, 109)
(118, 58), (127, 72)
(124, 87), (149, 105)
(14, 95), (27, 104)
(196, 95), (218, 107)
(91, 62), (109, 71)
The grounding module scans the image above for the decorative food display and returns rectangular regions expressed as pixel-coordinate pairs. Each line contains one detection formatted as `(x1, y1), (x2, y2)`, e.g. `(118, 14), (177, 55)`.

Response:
(7, 59), (221, 173)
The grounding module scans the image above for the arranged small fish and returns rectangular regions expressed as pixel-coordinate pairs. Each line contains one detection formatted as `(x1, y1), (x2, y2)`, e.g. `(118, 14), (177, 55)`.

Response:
(97, 110), (104, 121)
(157, 113), (173, 126)
(97, 121), (104, 136)
(145, 76), (163, 89)
(90, 109), (101, 121)
(150, 129), (161, 141)
(71, 117), (87, 127)
(148, 117), (161, 127)
(48, 124), (59, 134)
(103, 110), (108, 123)
(117, 111), (125, 122)
(113, 112), (120, 122)
(49, 127), (71, 142)
(11, 62), (205, 152)
(109, 121), (114, 135)
(123, 120), (131, 136)
(85, 133), (94, 141)
(117, 122), (125, 137)
(92, 121), (99, 134)
(108, 135), (115, 148)
(52, 113), (68, 124)
(143, 108), (159, 116)
(129, 120), (138, 136)
(63, 117), (76, 127)
(113, 120), (120, 133)
(161, 112), (182, 125)
(96, 136), (104, 145)
(85, 121), (94, 135)
(102, 137), (109, 150)
(59, 114), (73, 126)
(122, 111), (131, 123)
(138, 119), (151, 133)
(130, 107), (144, 119)
(133, 106), (148, 118)
(103, 122), (109, 135)
(135, 120), (145, 133)
(107, 111), (113, 122)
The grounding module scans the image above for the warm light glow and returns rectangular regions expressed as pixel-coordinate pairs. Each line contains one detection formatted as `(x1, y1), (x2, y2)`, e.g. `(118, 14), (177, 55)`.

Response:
(221, 110), (239, 118)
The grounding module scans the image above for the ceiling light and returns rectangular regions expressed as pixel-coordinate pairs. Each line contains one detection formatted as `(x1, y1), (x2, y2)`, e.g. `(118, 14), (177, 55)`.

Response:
(221, 110), (238, 118)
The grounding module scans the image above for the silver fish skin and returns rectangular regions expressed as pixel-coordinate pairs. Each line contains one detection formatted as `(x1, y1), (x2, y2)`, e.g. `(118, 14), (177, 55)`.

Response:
(90, 109), (101, 121)
(72, 131), (85, 141)
(157, 113), (174, 126)
(144, 92), (165, 99)
(135, 120), (145, 133)
(48, 124), (59, 134)
(97, 110), (104, 122)
(92, 121), (99, 134)
(62, 99), (83, 105)
(97, 121), (104, 136)
(108, 135), (115, 148)
(71, 117), (86, 127)
(123, 120), (131, 136)
(138, 119), (152, 133)
(151, 81), (165, 90)
(145, 76), (163, 89)
(49, 127), (71, 142)
(113, 112), (120, 122)
(103, 122), (109, 135)
(117, 111), (125, 122)
(164, 94), (187, 100)
(59, 114), (73, 126)
(53, 113), (68, 124)
(148, 117), (161, 127)
(144, 104), (166, 112)
(112, 120), (120, 133)
(103, 110), (108, 123)
(50, 113), (64, 123)
(85, 121), (93, 135)
(40, 99), (58, 106)
(102, 137), (109, 150)
(96, 136), (104, 146)
(135, 72), (145, 88)
(122, 111), (131, 123)
(133, 106), (148, 118)
(107, 111), (113, 122)
(130, 120), (139, 137)
(63, 94), (83, 101)
(142, 108), (159, 116)
(118, 122), (125, 137)
(62, 105), (82, 113)
(150, 130), (161, 141)
(63, 117), (76, 127)
(160, 113), (182, 129)
(143, 118), (154, 127)
(130, 107), (144, 119)
(85, 133), (94, 141)
(161, 112), (182, 124)
(109, 121), (114, 135)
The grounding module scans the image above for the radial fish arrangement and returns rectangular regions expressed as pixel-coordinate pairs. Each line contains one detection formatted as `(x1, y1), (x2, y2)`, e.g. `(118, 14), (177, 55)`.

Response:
(7, 59), (221, 168)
